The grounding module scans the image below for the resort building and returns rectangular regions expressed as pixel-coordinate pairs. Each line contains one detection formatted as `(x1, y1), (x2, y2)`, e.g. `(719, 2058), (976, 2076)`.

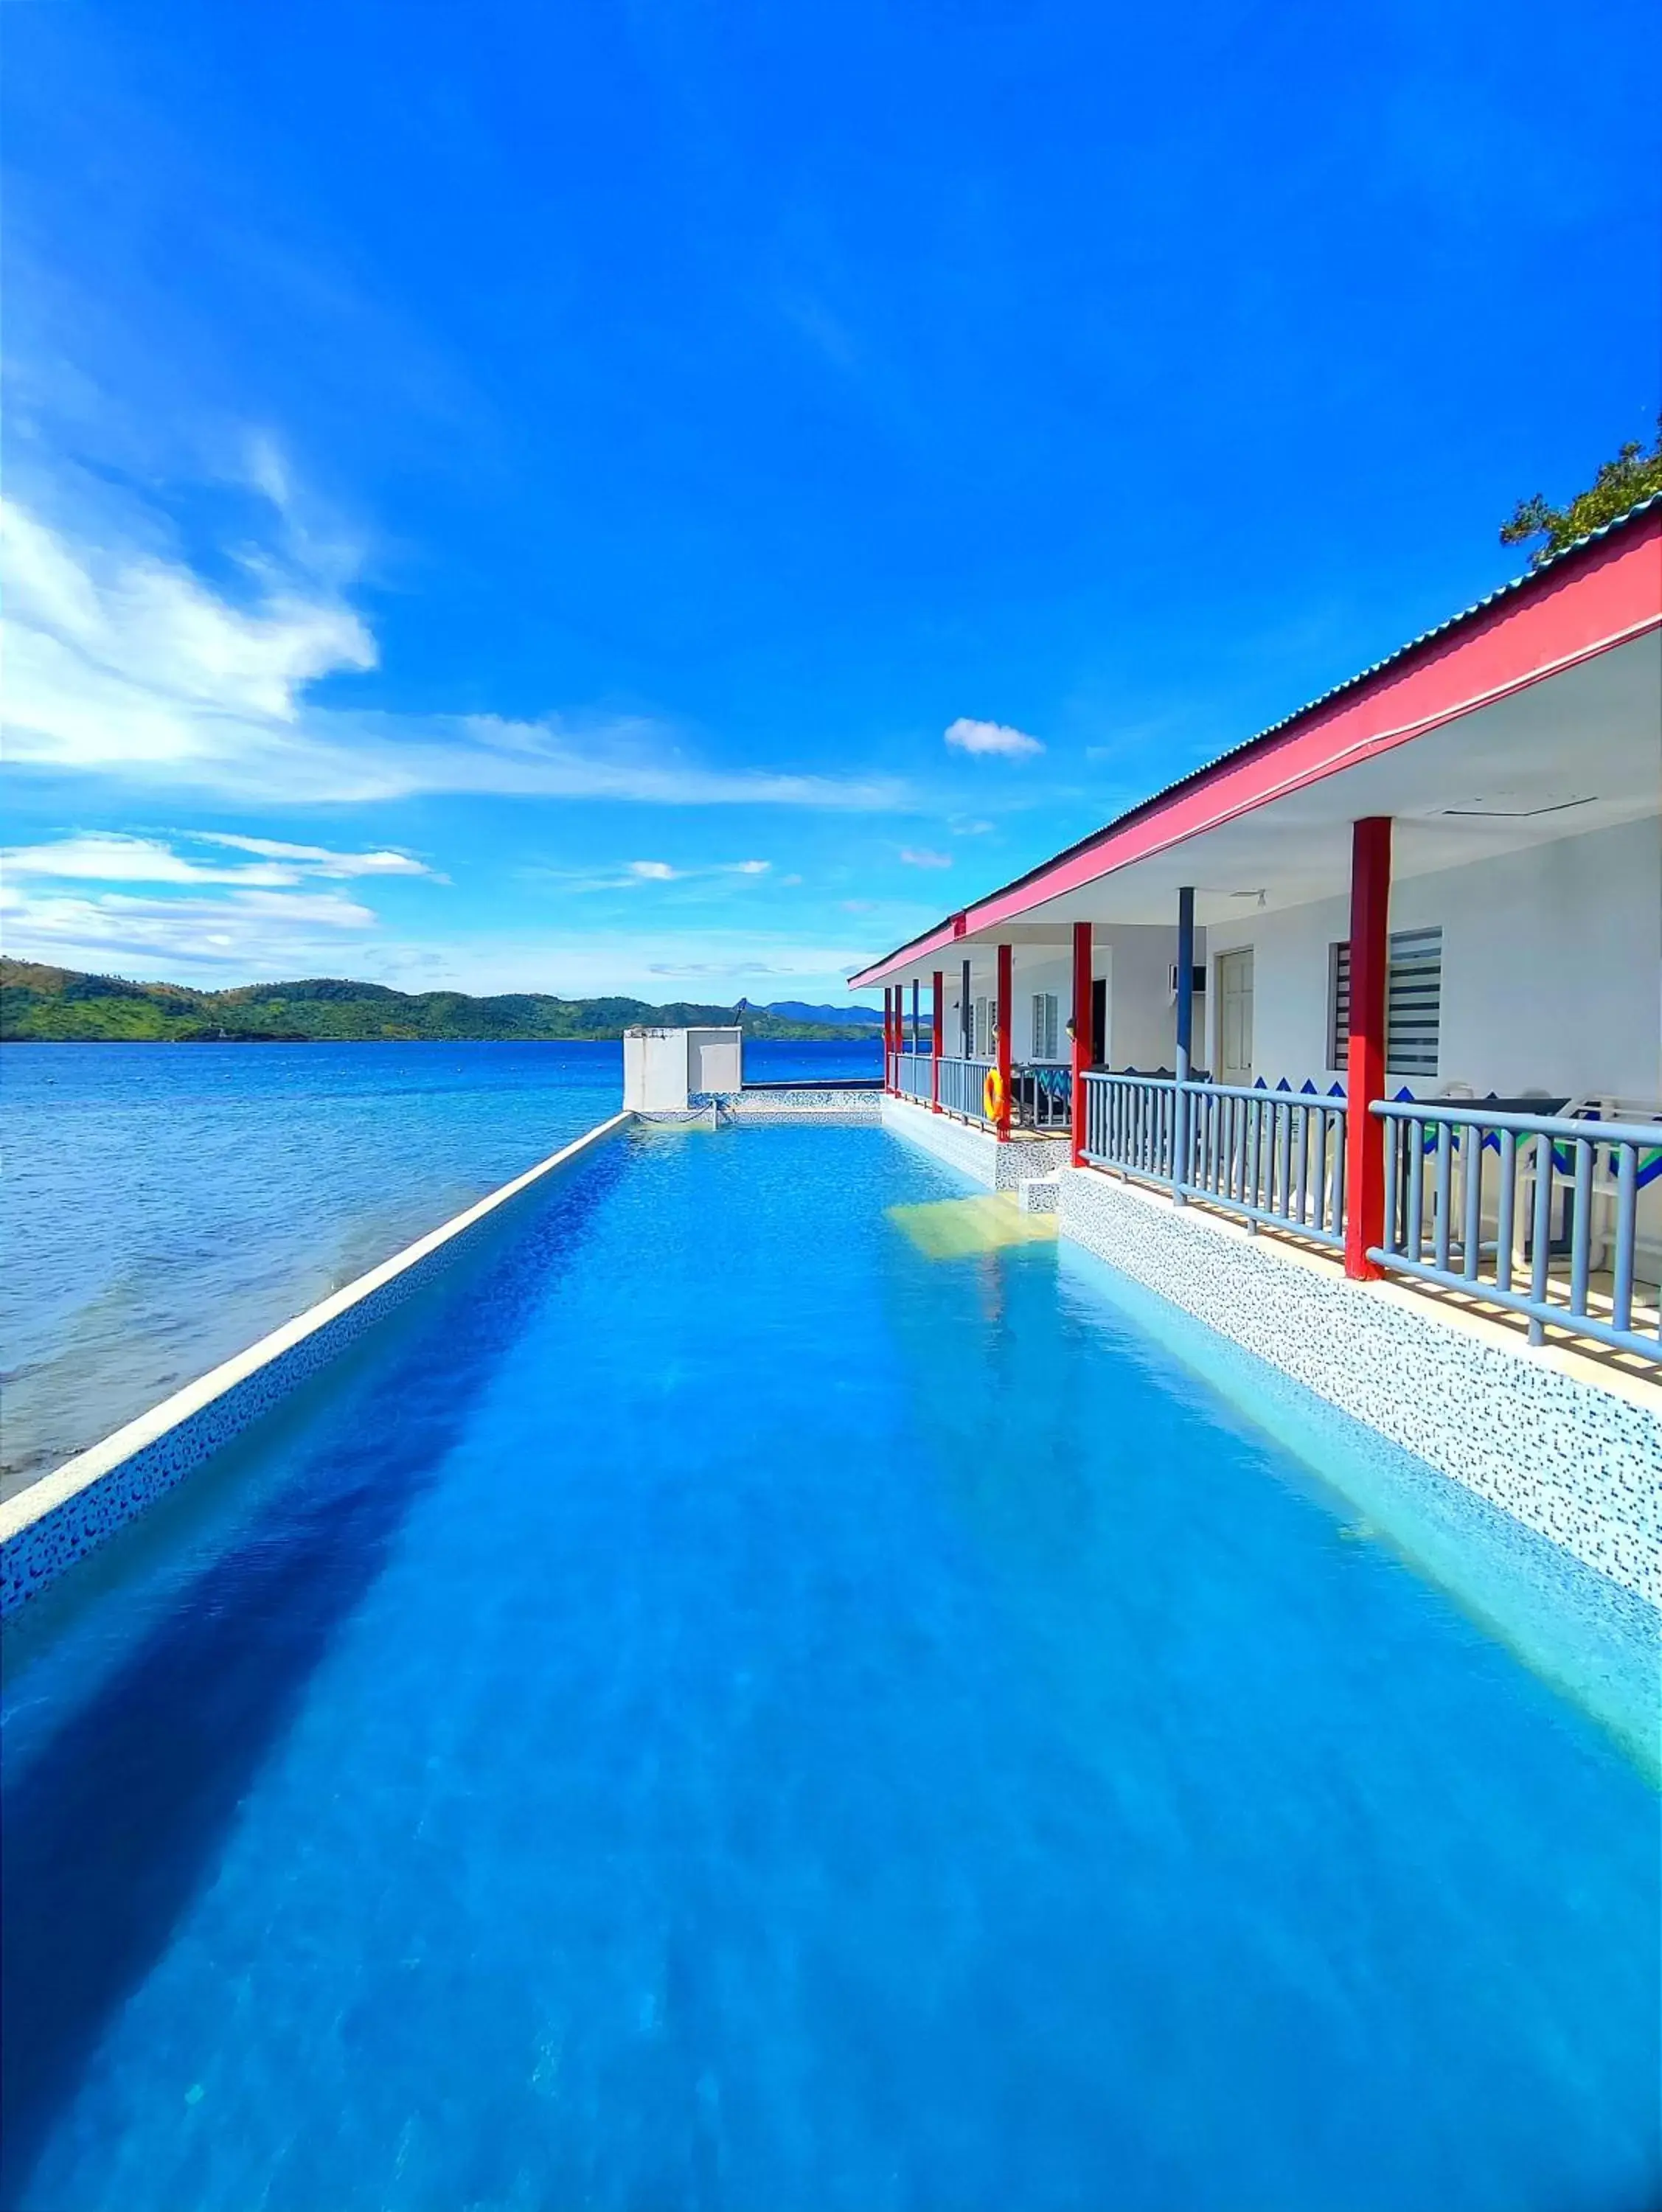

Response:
(855, 498), (1661, 1572)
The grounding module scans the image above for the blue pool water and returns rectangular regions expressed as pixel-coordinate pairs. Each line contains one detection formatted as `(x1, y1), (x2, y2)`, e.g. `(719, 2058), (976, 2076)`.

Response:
(0, 1038), (876, 1490)
(3, 1123), (1658, 2210)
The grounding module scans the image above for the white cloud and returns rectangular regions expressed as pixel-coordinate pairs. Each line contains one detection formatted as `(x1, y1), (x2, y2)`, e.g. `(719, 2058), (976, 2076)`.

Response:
(194, 833), (434, 877)
(1, 880), (377, 979)
(528, 855), (779, 894)
(4, 832), (297, 887)
(899, 846), (953, 869)
(1, 829), (438, 890)
(944, 716), (1043, 759)
(1, 495), (907, 810)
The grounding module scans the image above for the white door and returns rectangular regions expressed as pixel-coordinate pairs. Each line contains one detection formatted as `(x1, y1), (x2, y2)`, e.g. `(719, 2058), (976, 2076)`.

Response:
(1217, 950), (1254, 1085)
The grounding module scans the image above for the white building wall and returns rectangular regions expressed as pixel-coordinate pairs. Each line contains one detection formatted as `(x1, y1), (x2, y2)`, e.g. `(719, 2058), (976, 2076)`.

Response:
(936, 925), (1211, 1069)
(1012, 951), (1071, 1061)
(1102, 926), (1209, 1071)
(1200, 817), (1661, 1099)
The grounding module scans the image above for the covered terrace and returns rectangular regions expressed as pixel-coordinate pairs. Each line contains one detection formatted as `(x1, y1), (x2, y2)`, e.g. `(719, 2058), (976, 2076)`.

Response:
(854, 498), (1662, 1368)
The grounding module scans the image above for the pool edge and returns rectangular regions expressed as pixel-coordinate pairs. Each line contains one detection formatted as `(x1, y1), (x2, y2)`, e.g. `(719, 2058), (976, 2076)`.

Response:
(0, 1112), (635, 1615)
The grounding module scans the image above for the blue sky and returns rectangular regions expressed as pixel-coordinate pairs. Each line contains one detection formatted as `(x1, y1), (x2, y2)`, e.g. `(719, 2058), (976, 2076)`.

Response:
(4, 0), (1658, 1004)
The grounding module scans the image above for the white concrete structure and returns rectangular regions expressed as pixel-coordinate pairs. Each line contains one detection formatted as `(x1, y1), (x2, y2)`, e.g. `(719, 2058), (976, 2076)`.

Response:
(622, 1025), (743, 1112)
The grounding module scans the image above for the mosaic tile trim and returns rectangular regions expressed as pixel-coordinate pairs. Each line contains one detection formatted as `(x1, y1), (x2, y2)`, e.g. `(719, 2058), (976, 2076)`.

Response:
(0, 1113), (634, 1617)
(1057, 1166), (1662, 1607)
(721, 1087), (883, 1123)
(879, 1095), (1071, 1192)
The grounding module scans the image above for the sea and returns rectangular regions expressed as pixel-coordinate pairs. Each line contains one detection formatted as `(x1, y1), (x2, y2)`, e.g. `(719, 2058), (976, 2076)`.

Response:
(0, 1038), (879, 1497)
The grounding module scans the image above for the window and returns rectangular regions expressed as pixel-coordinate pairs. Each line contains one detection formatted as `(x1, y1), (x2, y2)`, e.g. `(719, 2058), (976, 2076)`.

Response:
(1030, 992), (1060, 1061)
(1329, 928), (1442, 1081)
(973, 997), (990, 1057)
(1385, 928), (1442, 1079)
(1327, 941), (1350, 1072)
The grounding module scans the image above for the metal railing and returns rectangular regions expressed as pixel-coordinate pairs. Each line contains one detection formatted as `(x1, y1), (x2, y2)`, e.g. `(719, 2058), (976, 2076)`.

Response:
(1082, 1070), (1177, 1183)
(937, 1054), (995, 1123)
(1081, 1072), (1346, 1248)
(893, 1051), (933, 1105)
(1011, 1062), (1073, 1132)
(1372, 1100), (1662, 1360)
(1186, 1082), (1348, 1246)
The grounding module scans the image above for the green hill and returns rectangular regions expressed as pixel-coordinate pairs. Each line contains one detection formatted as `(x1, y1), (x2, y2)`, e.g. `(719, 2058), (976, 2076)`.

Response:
(0, 960), (872, 1045)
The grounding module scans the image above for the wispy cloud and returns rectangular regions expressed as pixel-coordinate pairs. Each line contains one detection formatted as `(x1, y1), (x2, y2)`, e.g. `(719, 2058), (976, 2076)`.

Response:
(944, 716), (1043, 760)
(4, 833), (295, 888)
(527, 856), (777, 894)
(1, 495), (907, 811)
(195, 833), (435, 877)
(0, 880), (377, 978)
(0, 828), (444, 978)
(899, 846), (953, 869)
(3, 830), (437, 887)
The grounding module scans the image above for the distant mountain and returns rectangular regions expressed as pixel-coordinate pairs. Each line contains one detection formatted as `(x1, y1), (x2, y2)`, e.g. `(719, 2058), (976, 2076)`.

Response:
(0, 960), (887, 1046)
(761, 1001), (883, 1027)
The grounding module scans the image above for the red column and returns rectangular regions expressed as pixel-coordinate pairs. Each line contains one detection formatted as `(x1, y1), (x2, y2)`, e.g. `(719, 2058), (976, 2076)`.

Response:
(1070, 920), (1091, 1167)
(883, 988), (894, 1090)
(995, 942), (1013, 1141)
(931, 970), (944, 1110)
(1344, 817), (1392, 1280)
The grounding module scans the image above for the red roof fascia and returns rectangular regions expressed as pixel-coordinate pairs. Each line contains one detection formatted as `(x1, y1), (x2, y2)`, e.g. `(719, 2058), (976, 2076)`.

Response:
(849, 509), (1661, 989)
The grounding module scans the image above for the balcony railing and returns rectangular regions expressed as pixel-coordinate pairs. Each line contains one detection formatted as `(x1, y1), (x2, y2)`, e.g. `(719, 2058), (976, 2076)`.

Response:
(1188, 1081), (1349, 1245)
(1079, 1071), (1661, 1364)
(1373, 1099), (1662, 1360)
(893, 1051), (933, 1105)
(919, 1056), (1073, 1131)
(937, 1053), (994, 1121)
(1082, 1072), (1346, 1248)
(1011, 1062), (1073, 1133)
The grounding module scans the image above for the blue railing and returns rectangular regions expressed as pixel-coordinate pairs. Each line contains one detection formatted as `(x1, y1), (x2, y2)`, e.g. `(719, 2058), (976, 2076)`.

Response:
(927, 1056), (1070, 1130)
(1079, 1072), (1661, 1363)
(894, 1052), (933, 1105)
(1372, 1099), (1662, 1360)
(1082, 1072), (1346, 1248)
(1012, 1062), (1073, 1133)
(936, 1054), (993, 1121)
(1187, 1080), (1347, 1245)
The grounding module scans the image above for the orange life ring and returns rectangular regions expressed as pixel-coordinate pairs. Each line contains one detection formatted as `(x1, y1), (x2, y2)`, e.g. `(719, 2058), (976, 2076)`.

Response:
(984, 1067), (1006, 1121)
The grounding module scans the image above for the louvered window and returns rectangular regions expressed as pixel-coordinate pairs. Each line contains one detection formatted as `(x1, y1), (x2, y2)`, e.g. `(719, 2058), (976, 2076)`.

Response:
(1328, 942), (1352, 1071)
(973, 997), (990, 1057)
(1329, 928), (1442, 1080)
(1030, 992), (1060, 1061)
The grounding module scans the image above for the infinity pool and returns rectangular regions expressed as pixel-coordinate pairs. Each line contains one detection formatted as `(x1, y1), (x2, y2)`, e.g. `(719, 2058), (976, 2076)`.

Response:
(3, 1124), (1658, 2210)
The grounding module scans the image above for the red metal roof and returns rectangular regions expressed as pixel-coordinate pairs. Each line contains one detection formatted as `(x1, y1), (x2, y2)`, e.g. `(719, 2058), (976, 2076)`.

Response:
(849, 498), (1662, 988)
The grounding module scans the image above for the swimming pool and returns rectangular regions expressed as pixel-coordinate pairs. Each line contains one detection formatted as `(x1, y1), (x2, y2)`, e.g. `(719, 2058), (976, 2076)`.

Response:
(3, 1122), (1658, 2210)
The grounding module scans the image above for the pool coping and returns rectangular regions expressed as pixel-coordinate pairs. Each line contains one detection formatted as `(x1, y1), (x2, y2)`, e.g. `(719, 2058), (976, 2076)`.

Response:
(1, 1112), (633, 1613)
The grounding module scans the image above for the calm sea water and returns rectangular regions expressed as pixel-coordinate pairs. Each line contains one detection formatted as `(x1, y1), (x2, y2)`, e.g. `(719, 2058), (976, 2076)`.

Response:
(0, 1039), (877, 1492)
(2, 1123), (1656, 2211)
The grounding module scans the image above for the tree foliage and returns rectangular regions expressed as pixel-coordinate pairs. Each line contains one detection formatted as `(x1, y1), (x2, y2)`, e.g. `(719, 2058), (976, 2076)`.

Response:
(1501, 419), (1662, 568)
